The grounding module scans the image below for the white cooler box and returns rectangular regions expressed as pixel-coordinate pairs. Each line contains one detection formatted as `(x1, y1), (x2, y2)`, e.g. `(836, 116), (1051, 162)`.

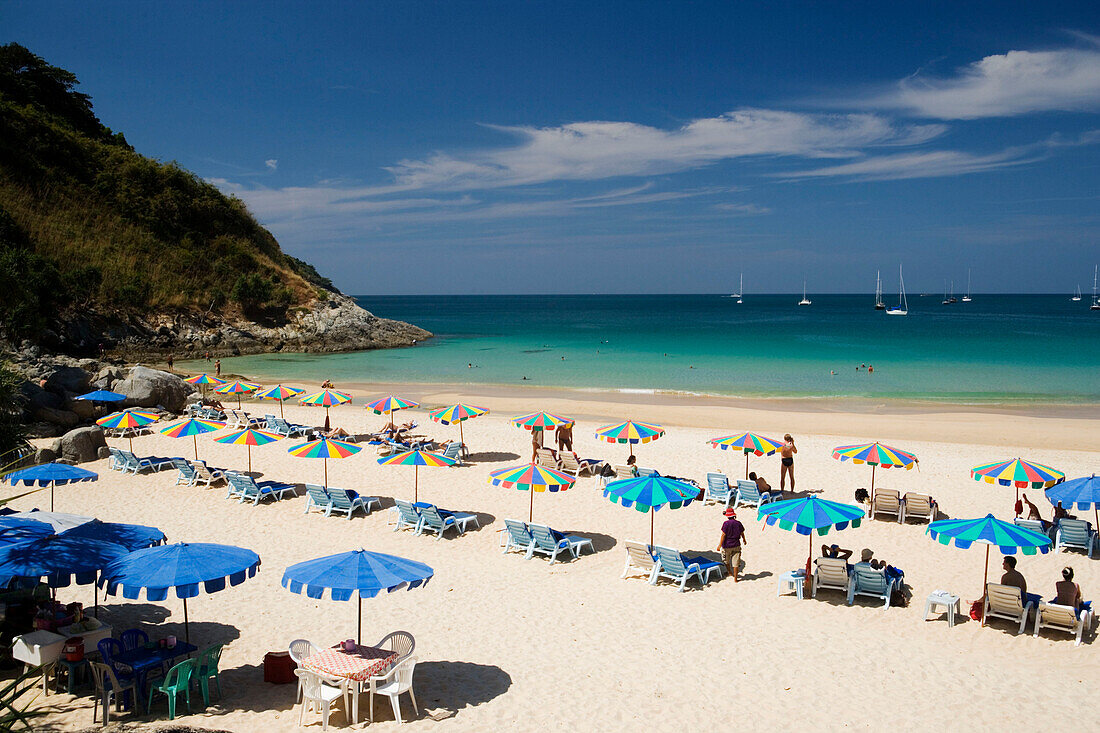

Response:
(12, 630), (66, 666)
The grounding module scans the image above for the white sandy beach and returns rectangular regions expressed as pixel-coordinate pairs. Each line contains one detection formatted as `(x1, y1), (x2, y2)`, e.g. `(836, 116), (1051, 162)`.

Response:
(21, 380), (1100, 732)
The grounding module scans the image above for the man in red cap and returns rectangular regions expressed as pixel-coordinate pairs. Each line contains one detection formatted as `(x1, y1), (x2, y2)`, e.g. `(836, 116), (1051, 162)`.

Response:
(717, 507), (747, 581)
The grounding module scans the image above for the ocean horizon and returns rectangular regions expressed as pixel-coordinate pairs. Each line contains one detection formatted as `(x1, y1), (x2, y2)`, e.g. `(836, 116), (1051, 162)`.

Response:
(180, 293), (1100, 406)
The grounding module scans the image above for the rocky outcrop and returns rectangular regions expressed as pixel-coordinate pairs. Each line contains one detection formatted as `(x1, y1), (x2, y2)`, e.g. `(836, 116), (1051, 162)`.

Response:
(114, 366), (194, 412)
(58, 425), (106, 464)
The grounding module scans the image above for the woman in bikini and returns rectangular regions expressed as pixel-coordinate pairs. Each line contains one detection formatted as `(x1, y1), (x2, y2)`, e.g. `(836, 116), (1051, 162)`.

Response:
(780, 433), (797, 491)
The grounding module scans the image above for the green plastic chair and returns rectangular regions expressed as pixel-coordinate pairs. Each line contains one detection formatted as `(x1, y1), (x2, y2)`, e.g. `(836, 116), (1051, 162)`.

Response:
(195, 643), (224, 706)
(147, 658), (195, 720)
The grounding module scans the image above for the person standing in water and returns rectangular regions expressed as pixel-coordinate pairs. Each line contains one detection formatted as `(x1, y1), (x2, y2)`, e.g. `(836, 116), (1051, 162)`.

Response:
(780, 433), (797, 491)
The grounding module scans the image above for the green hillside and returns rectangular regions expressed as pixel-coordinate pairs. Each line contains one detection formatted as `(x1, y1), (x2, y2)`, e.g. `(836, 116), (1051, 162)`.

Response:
(0, 43), (336, 344)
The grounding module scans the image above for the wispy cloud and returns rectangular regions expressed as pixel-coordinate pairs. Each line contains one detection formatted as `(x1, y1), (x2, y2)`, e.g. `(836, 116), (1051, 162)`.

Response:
(384, 109), (945, 189)
(265, 159), (278, 171)
(867, 44), (1100, 119)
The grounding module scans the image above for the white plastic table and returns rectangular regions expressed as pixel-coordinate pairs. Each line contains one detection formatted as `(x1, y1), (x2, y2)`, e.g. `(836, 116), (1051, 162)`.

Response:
(777, 569), (805, 600)
(924, 591), (961, 626)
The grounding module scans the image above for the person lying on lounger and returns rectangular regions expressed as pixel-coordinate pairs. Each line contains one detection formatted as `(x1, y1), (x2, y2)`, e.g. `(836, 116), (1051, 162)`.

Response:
(322, 426), (351, 439)
(821, 543), (853, 561)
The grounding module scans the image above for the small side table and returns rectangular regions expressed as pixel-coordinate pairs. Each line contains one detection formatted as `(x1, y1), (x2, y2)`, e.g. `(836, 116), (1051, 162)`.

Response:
(777, 569), (805, 600)
(55, 658), (89, 693)
(924, 591), (961, 626)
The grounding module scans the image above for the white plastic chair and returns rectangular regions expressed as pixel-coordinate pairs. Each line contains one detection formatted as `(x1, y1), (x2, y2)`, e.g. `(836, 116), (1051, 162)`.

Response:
(295, 669), (346, 731)
(369, 656), (418, 724)
(1034, 602), (1092, 646)
(89, 660), (140, 724)
(983, 583), (1033, 634)
(811, 557), (850, 599)
(373, 631), (415, 666)
(870, 489), (902, 523)
(621, 540), (657, 581)
(288, 639), (320, 703)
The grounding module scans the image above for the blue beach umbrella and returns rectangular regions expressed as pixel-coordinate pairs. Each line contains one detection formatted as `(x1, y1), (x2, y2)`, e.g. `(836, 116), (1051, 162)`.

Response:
(282, 549), (434, 643)
(3, 462), (98, 512)
(603, 475), (697, 545)
(927, 514), (1052, 624)
(75, 390), (126, 403)
(64, 519), (166, 552)
(1045, 475), (1100, 529)
(0, 535), (128, 589)
(99, 542), (260, 643)
(758, 495), (865, 590)
(0, 515), (55, 546)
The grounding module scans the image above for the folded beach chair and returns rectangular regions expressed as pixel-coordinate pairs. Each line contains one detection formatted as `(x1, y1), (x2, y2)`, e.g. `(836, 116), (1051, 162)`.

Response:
(418, 504), (478, 539)
(225, 473), (298, 505)
(328, 487), (379, 519)
(118, 450), (177, 475)
(502, 519), (536, 556)
(848, 565), (898, 609)
(172, 458), (198, 486)
(734, 480), (776, 509)
(191, 461), (226, 487)
(528, 523), (593, 564)
(900, 492), (936, 524)
(437, 442), (464, 464)
(870, 489), (902, 523)
(1033, 602), (1092, 646)
(704, 473), (734, 507)
(621, 540), (657, 582)
(1055, 519), (1097, 558)
(1013, 518), (1052, 539)
(652, 545), (724, 591)
(812, 557), (851, 599)
(558, 452), (599, 477)
(392, 500), (424, 533)
(983, 582), (1034, 634)
(303, 484), (333, 515)
(535, 448), (560, 470)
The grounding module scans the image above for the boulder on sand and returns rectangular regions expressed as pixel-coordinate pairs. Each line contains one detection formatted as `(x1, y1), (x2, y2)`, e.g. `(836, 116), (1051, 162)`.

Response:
(58, 425), (107, 464)
(114, 366), (194, 413)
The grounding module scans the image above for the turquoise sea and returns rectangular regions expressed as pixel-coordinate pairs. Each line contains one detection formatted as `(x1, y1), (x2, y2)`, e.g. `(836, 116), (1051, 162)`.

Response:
(187, 294), (1100, 405)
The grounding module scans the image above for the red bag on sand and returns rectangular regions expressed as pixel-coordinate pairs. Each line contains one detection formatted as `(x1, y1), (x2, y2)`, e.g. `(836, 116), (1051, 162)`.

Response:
(969, 600), (983, 621)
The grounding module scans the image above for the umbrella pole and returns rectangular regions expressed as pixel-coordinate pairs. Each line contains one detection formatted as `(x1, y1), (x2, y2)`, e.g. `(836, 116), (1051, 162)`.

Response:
(870, 465), (876, 506)
(650, 509), (655, 547)
(529, 489), (534, 523)
(980, 545), (991, 627)
(93, 583), (98, 619)
(279, 399), (285, 419)
(324, 407), (330, 432)
(128, 435), (134, 453)
(50, 482), (55, 512)
(247, 444), (252, 474)
(237, 395), (243, 410)
(805, 531), (813, 596)
(324, 458), (328, 489)
(414, 464), (419, 503)
(460, 422), (465, 448)
(193, 435), (199, 461)
(357, 595), (362, 645)
(745, 453), (750, 480)
(184, 597), (190, 645)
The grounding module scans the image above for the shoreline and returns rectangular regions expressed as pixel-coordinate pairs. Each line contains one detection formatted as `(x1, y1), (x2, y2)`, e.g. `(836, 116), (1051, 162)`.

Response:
(176, 368), (1100, 451)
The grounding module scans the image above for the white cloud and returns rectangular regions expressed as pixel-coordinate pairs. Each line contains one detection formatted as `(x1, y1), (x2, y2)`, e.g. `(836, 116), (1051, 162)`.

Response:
(265, 159), (278, 171)
(384, 109), (945, 189)
(871, 46), (1100, 119)
(778, 148), (1039, 181)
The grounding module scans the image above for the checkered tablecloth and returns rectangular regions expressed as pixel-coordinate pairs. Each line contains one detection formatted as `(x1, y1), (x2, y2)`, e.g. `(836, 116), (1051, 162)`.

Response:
(301, 644), (398, 682)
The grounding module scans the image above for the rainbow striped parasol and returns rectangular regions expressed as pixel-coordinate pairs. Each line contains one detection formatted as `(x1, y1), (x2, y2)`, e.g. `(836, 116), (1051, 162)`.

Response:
(96, 409), (162, 451)
(832, 442), (918, 505)
(184, 373), (226, 397)
(511, 412), (574, 431)
(159, 418), (226, 460)
(299, 389), (353, 407)
(430, 404), (489, 447)
(709, 432), (785, 478)
(288, 437), (362, 488)
(970, 457), (1064, 505)
(377, 449), (456, 502)
(489, 463), (576, 521)
(214, 380), (261, 409)
(595, 420), (664, 458)
(254, 384), (304, 418)
(366, 395), (420, 416)
(215, 428), (283, 473)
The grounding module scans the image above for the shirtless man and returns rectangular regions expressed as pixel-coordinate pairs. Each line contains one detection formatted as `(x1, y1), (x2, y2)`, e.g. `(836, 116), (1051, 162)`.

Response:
(779, 434), (797, 491)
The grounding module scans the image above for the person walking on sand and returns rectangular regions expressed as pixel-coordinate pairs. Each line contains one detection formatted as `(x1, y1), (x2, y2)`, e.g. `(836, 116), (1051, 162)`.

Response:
(166, 353), (173, 371)
(779, 433), (797, 491)
(716, 507), (747, 581)
(557, 422), (574, 452)
(531, 427), (544, 462)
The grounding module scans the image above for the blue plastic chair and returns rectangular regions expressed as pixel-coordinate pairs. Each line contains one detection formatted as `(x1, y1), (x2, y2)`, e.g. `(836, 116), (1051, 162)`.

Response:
(705, 473), (733, 507)
(528, 523), (593, 564)
(119, 628), (148, 653)
(848, 564), (899, 608)
(502, 519), (535, 557)
(653, 545), (724, 591)
(393, 500), (423, 532)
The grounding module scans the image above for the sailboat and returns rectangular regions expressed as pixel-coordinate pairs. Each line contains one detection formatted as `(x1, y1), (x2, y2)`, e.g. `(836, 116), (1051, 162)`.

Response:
(1072, 285), (1082, 302)
(1092, 266), (1100, 311)
(735, 273), (743, 304)
(942, 280), (950, 305)
(962, 269), (972, 302)
(886, 265), (908, 315)
(798, 281), (812, 306)
(874, 271), (885, 310)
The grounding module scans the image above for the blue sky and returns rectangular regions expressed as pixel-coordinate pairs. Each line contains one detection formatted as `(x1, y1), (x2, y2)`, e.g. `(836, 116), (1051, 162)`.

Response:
(6, 1), (1100, 294)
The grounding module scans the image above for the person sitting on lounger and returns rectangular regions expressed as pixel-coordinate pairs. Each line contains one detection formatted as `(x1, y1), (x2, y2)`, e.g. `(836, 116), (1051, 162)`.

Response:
(321, 379), (334, 388)
(1054, 567), (1085, 613)
(748, 471), (777, 500)
(1021, 493), (1043, 522)
(202, 396), (225, 410)
(626, 454), (639, 477)
(999, 556), (1041, 607)
(857, 548), (904, 584)
(821, 543), (853, 561)
(1052, 501), (1075, 525)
